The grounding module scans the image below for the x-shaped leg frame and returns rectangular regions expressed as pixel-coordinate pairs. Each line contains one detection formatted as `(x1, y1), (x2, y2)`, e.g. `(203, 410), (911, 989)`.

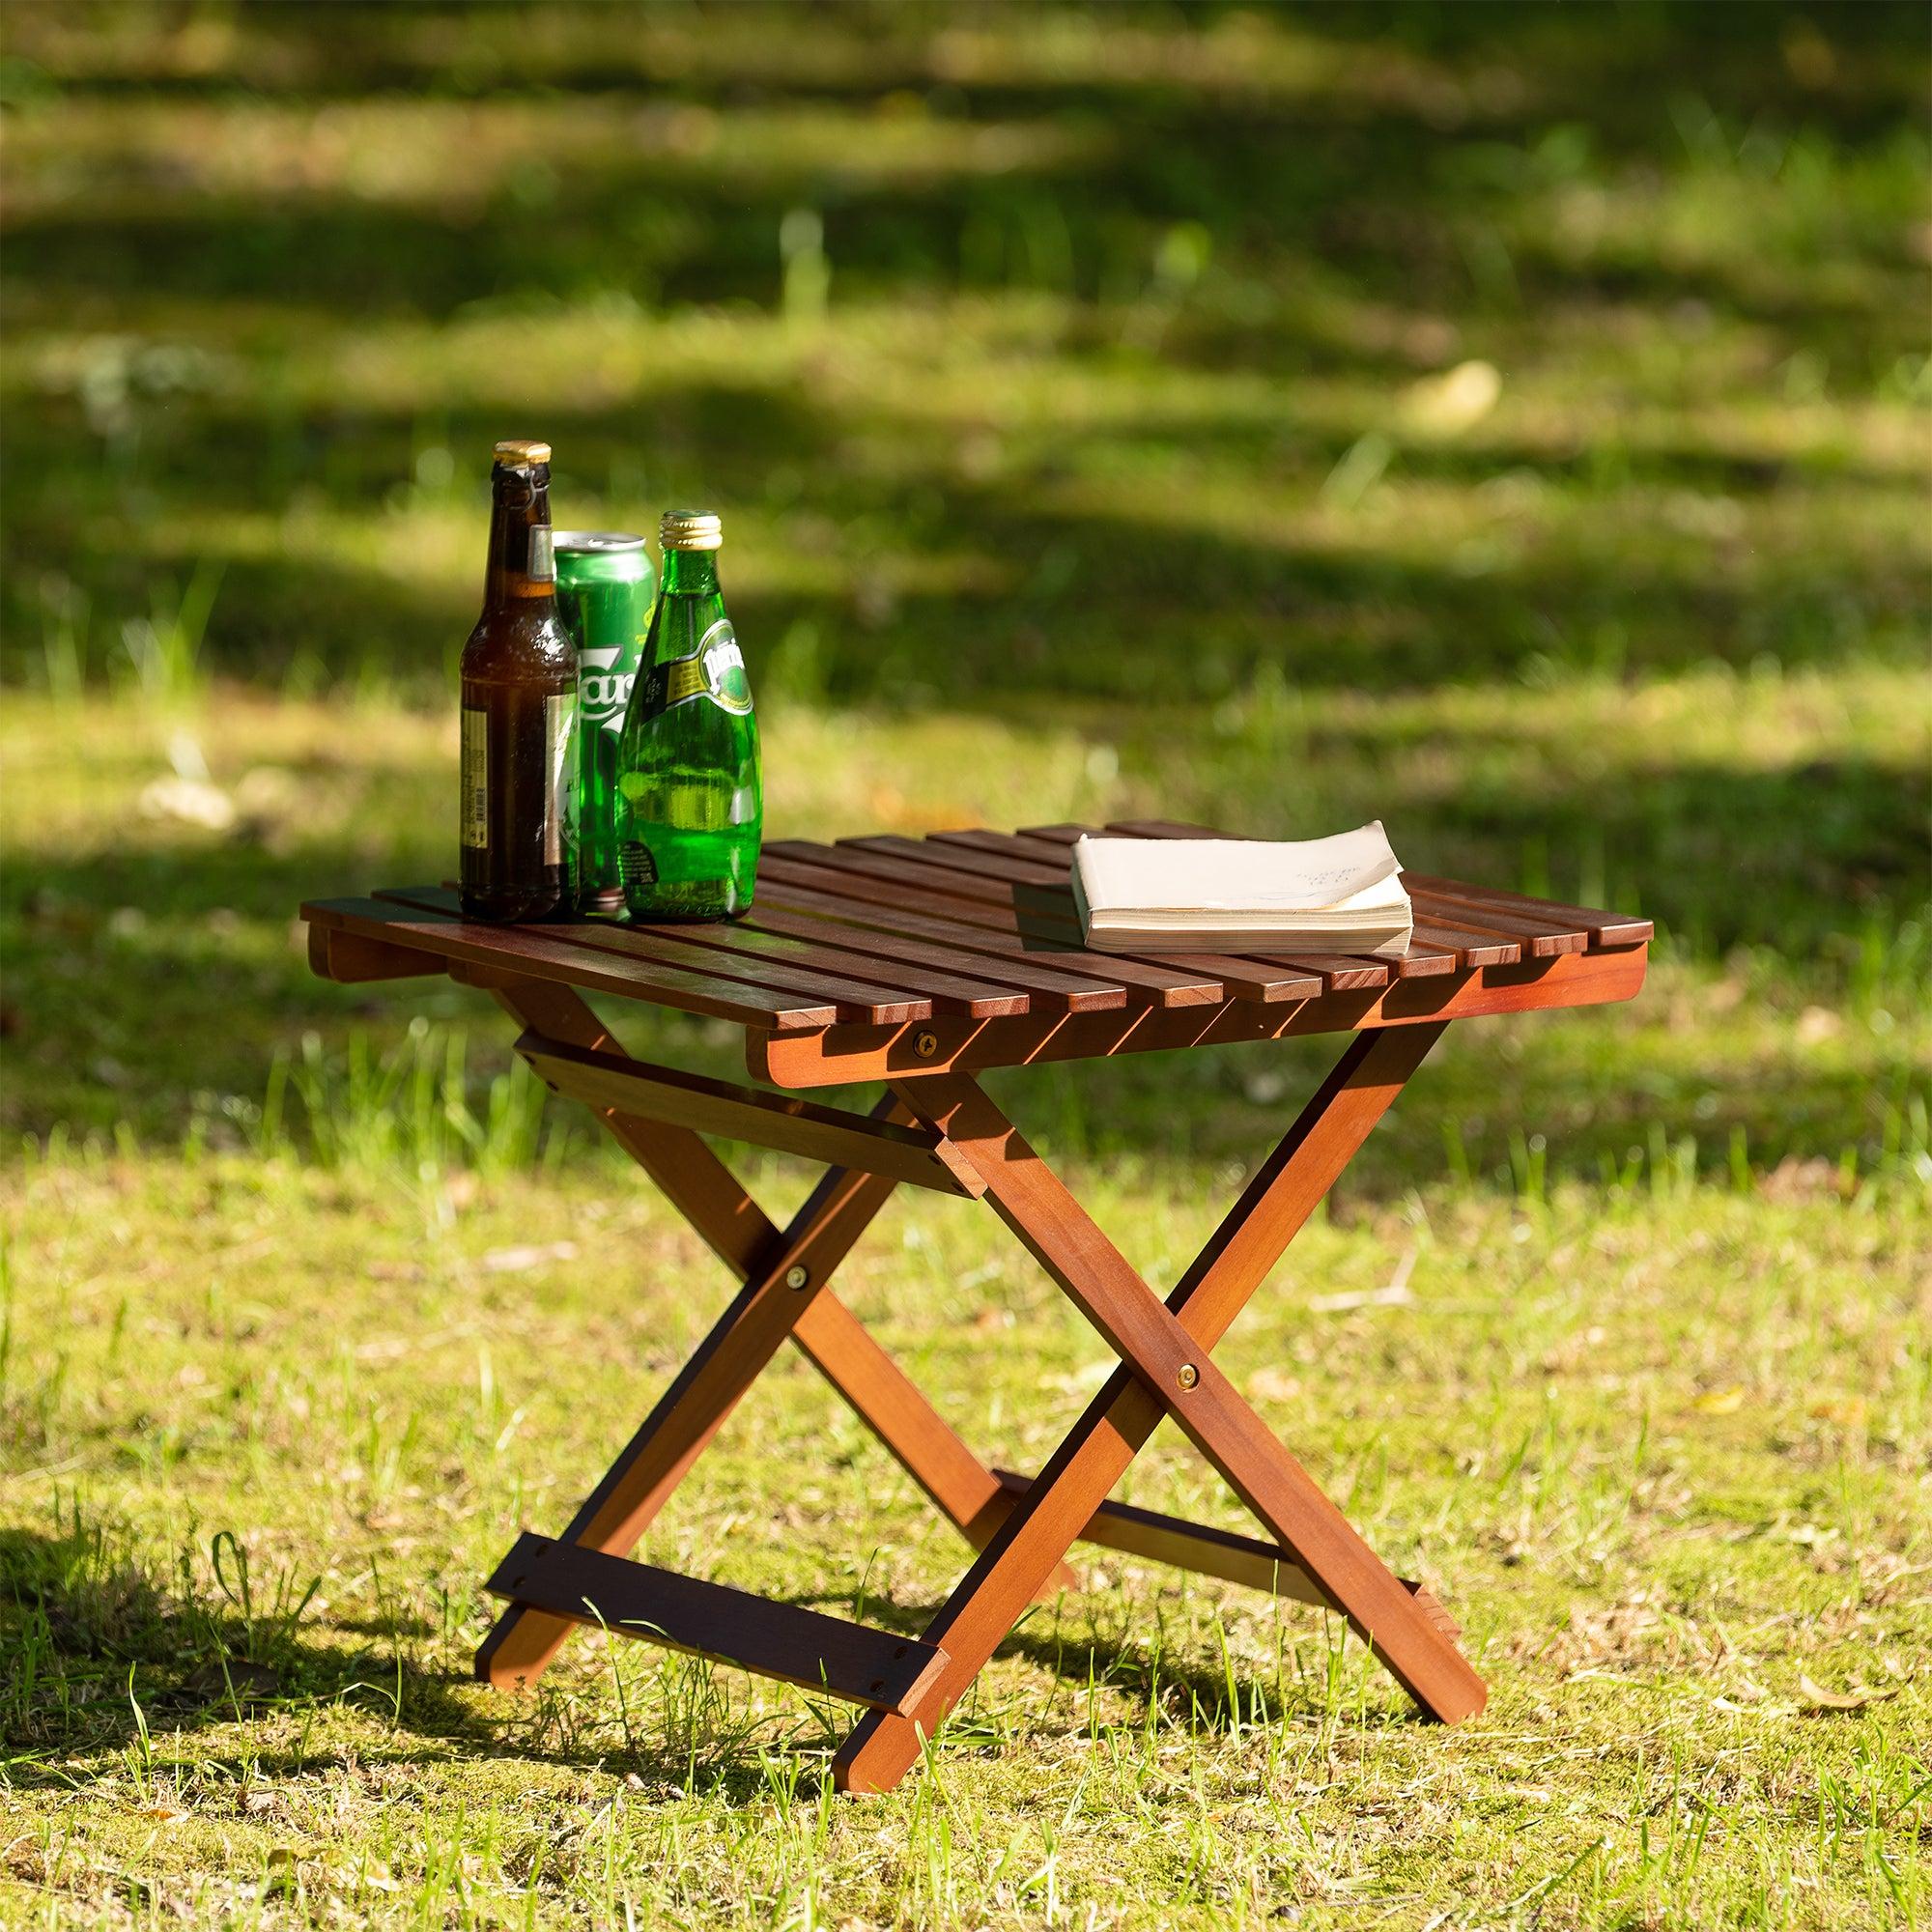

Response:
(474, 980), (1486, 1792)
(837, 1021), (1483, 1791)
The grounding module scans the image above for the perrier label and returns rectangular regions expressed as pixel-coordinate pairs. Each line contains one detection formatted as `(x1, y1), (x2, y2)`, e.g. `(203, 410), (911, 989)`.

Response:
(613, 510), (761, 920)
(637, 618), (753, 719)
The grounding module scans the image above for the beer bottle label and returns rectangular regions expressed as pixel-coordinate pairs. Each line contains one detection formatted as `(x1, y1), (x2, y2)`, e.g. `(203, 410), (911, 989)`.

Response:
(461, 707), (489, 850)
(543, 691), (575, 865)
(527, 528), (555, 582)
(639, 620), (753, 718)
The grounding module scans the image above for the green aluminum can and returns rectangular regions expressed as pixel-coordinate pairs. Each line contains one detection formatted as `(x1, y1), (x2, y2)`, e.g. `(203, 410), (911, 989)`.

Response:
(554, 531), (655, 916)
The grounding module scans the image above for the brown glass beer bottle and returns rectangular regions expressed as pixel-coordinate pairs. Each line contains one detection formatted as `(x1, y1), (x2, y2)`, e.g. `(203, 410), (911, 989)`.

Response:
(459, 440), (579, 922)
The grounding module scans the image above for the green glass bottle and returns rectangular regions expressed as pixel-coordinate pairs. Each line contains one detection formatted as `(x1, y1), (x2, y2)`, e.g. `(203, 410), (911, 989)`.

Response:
(614, 510), (761, 919)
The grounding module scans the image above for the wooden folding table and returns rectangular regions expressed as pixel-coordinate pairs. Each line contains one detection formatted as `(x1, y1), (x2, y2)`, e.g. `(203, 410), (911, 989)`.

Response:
(301, 820), (1649, 1794)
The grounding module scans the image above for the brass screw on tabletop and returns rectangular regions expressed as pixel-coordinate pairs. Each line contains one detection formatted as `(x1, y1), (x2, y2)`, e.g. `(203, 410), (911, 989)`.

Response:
(915, 1032), (940, 1057)
(1177, 1363), (1200, 1390)
(784, 1264), (810, 1291)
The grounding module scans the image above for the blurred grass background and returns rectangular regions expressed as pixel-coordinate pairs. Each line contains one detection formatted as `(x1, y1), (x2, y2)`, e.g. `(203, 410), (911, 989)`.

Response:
(3, 0), (1927, 1194)
(2, 8), (1930, 1924)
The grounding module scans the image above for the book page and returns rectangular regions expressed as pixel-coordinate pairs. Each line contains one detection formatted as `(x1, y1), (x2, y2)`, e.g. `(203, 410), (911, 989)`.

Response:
(1073, 824), (1403, 916)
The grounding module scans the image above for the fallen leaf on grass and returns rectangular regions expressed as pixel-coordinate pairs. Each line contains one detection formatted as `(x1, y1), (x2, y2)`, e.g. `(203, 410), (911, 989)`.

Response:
(1401, 358), (1502, 437)
(1806, 1395), (1866, 1427)
(1248, 1366), (1301, 1403)
(1310, 1248), (1418, 1314)
(480, 1239), (579, 1273)
(139, 775), (236, 832)
(1691, 1386), (1747, 1414)
(1040, 1359), (1114, 1395)
(1796, 1675), (1900, 1714)
(1760, 1155), (1855, 1204)
(1309, 1282), (1415, 1314)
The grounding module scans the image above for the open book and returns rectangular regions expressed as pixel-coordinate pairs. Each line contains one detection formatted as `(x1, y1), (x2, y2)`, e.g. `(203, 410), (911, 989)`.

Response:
(1070, 823), (1413, 955)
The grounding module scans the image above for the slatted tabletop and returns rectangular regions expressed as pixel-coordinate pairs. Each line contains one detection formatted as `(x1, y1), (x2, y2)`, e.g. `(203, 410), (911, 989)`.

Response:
(303, 821), (1651, 1088)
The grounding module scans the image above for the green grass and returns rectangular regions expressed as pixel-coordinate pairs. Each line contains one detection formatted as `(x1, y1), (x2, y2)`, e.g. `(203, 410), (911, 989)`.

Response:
(2, 2), (1929, 1925)
(3, 1149), (1927, 1926)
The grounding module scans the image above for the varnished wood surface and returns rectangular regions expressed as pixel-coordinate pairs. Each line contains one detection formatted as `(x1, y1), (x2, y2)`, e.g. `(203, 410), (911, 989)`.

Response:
(833, 1025), (1475, 1794)
(470, 983), (1075, 1692)
(303, 822), (1650, 1076)
(305, 823), (1645, 1788)
(518, 1031), (985, 1196)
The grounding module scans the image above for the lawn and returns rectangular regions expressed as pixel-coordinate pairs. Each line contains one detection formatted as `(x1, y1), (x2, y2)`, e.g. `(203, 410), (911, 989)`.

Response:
(2, 4), (1928, 1926)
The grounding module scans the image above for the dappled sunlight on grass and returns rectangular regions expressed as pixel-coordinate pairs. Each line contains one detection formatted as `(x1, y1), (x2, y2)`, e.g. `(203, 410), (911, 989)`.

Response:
(3, 1153), (1926, 1923)
(3, 3), (1928, 1922)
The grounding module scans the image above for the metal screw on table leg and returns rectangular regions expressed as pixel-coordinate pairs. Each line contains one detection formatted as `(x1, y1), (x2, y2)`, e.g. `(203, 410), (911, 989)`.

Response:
(914, 1032), (940, 1058)
(784, 1264), (810, 1292)
(1176, 1363), (1199, 1390)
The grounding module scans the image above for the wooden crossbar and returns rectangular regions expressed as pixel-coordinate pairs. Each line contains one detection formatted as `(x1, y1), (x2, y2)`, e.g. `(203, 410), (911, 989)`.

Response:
(516, 1031), (983, 1197)
(486, 1532), (951, 1715)
(990, 1471), (1459, 1633)
(993, 1468), (1327, 1603)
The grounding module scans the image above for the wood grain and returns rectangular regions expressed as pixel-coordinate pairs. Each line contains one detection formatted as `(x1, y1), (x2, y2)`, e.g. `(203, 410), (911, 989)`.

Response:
(833, 1024), (1473, 1795)
(834, 836), (1326, 1002)
(375, 884), (935, 1026)
(750, 944), (1648, 1089)
(518, 1031), (984, 1196)
(301, 896), (830, 1029)
(756, 865), (1137, 1009)
(471, 980), (1072, 1688)
(765, 845), (1227, 1005)
(897, 1071), (1489, 1719)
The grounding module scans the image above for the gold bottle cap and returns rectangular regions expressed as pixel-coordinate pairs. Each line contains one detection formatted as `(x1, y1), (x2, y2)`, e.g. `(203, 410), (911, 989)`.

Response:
(660, 509), (723, 551)
(493, 439), (552, 466)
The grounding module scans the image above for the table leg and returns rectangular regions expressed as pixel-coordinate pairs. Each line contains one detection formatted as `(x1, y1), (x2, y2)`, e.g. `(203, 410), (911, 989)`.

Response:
(836, 1024), (1479, 1796)
(475, 980), (1067, 1690)
(477, 1150), (899, 1689)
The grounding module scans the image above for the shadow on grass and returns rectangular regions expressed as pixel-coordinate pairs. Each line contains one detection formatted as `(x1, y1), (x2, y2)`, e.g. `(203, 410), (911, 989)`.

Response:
(0, 1522), (493, 1782)
(0, 1519), (1344, 1804)
(7, 2), (1929, 696)
(11, 377), (1929, 709)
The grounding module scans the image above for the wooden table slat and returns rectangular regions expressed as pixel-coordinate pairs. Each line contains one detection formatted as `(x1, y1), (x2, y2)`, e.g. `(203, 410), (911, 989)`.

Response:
(1409, 922), (1520, 967)
(373, 887), (936, 1026)
(871, 831), (1065, 887)
(1404, 895), (1589, 958)
(319, 822), (1647, 1063)
(826, 836), (1323, 1004)
(763, 845), (1228, 1006)
(1252, 952), (1392, 990)
(1372, 940), (1463, 979)
(302, 897), (829, 1029)
(1402, 875), (1651, 948)
(754, 864), (1135, 1009)
(730, 905), (1036, 1018)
